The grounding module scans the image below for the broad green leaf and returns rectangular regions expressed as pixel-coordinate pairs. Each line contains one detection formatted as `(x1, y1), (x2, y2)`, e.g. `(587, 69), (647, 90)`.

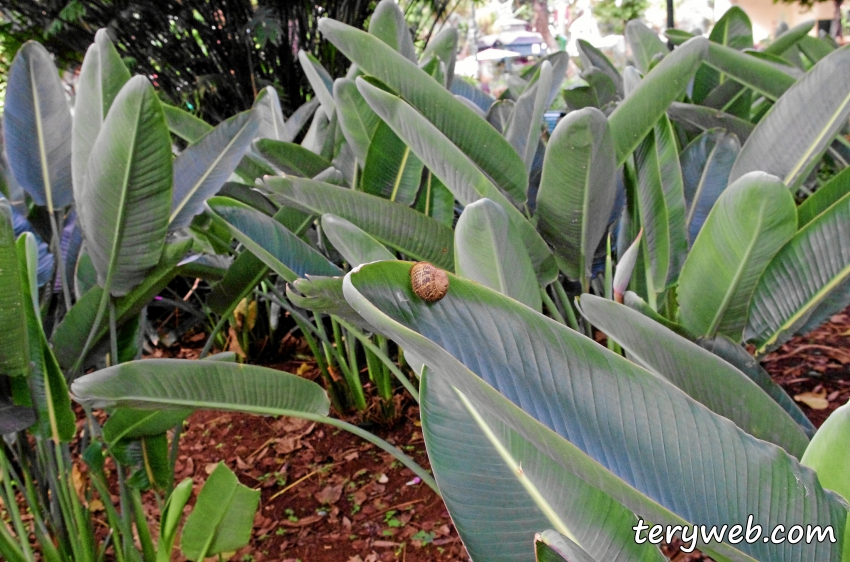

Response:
(421, 372), (665, 562)
(680, 129), (740, 245)
(283, 99), (319, 142)
(170, 110), (259, 229)
(578, 295), (810, 458)
(701, 79), (751, 121)
(728, 46), (850, 190)
(253, 138), (332, 177)
(696, 335), (815, 436)
(355, 79), (555, 283)
(634, 115), (688, 289)
(421, 26), (458, 87)
(487, 99), (515, 133)
(537, 108), (616, 288)
(361, 121), (424, 205)
(450, 77), (495, 113)
(287, 276), (375, 332)
(801, 401), (850, 502)
(79, 76), (172, 296)
(102, 408), (193, 443)
(413, 171), (455, 227)
(535, 530), (597, 562)
(455, 199), (541, 311)
(666, 102), (754, 144)
(797, 166), (850, 228)
(298, 50), (335, 115)
(73, 29), (131, 197)
(159, 478), (193, 560)
(609, 37), (707, 165)
(505, 62), (552, 172)
(207, 251), (268, 316)
(252, 85), (286, 141)
(343, 261), (848, 561)
(264, 176), (455, 270)
(745, 191), (850, 354)
(3, 41), (73, 210)
(797, 35), (835, 64)
(318, 18), (527, 201)
(763, 20), (815, 57)
(0, 201), (28, 378)
(162, 104), (212, 144)
(51, 240), (192, 370)
(703, 42), (796, 101)
(582, 68), (619, 108)
(693, 7), (752, 103)
(321, 213), (394, 266)
(180, 462), (260, 560)
(678, 172), (796, 340)
(113, 433), (170, 490)
(207, 196), (342, 283)
(333, 78), (380, 164)
(625, 20), (667, 75)
(217, 182), (278, 216)
(368, 0), (416, 62)
(577, 39), (623, 98)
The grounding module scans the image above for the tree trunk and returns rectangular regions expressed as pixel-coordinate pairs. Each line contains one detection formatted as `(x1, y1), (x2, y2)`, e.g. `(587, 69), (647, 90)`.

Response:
(832, 0), (844, 38)
(533, 0), (559, 50)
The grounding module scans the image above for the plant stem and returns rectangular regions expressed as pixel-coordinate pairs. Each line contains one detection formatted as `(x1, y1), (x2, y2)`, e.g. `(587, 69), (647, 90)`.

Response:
(0, 447), (35, 561)
(540, 287), (566, 325)
(553, 282), (580, 332)
(49, 210), (72, 311)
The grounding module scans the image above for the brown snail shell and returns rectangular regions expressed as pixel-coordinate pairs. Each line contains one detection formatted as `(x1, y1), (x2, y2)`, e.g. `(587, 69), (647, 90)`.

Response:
(410, 262), (449, 302)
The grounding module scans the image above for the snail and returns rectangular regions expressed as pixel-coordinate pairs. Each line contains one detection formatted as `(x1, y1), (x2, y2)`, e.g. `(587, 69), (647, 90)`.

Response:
(409, 262), (449, 302)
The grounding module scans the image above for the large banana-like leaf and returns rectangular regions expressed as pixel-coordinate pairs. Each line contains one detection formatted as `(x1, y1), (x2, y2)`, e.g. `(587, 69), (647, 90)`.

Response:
(421, 26), (458, 88)
(3, 41), (73, 211)
(163, 104), (212, 143)
(342, 261), (849, 561)
(625, 20), (667, 75)
(536, 531), (597, 562)
(355, 78), (556, 283)
(207, 197), (341, 283)
(455, 199), (541, 311)
(318, 18), (527, 202)
(169, 110), (259, 229)
(368, 0), (416, 62)
(298, 50), (335, 116)
(680, 129), (740, 245)
(73, 29), (131, 197)
(421, 372), (665, 562)
(504, 61), (552, 173)
(703, 43), (795, 101)
(450, 77), (495, 113)
(692, 7), (752, 103)
(728, 46), (850, 190)
(264, 176), (454, 269)
(634, 115), (688, 290)
(608, 37), (707, 165)
(253, 139), (331, 178)
(287, 276), (376, 332)
(283, 99), (319, 143)
(320, 213), (394, 266)
(763, 20), (815, 57)
(78, 75), (173, 296)
(252, 86), (286, 141)
(361, 121), (423, 205)
(577, 40), (623, 98)
(536, 107), (616, 288)
(797, 35), (835, 64)
(333, 78), (380, 165)
(801, 401), (850, 503)
(0, 201), (28, 378)
(797, 166), (850, 228)
(578, 295), (809, 458)
(413, 171), (455, 227)
(677, 172), (796, 340)
(745, 191), (850, 355)
(666, 102), (753, 143)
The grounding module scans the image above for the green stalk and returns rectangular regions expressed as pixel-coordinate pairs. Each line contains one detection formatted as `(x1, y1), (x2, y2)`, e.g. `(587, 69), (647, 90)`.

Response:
(540, 287), (566, 325)
(603, 235), (621, 354)
(49, 211), (72, 311)
(130, 489), (155, 562)
(109, 299), (119, 366)
(553, 282), (580, 332)
(0, 447), (35, 561)
(344, 329), (365, 409)
(330, 316), (360, 405)
(291, 312), (343, 412)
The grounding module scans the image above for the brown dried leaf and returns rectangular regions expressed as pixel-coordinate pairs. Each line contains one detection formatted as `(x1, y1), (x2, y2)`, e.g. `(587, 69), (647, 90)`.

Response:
(794, 390), (829, 410)
(314, 484), (343, 505)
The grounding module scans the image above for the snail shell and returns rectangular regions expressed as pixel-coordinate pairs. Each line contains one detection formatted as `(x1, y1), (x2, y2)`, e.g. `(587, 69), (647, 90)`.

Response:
(410, 262), (449, 302)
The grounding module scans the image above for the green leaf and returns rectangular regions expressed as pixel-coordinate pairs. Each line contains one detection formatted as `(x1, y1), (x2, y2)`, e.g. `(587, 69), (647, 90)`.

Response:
(693, 7), (752, 103)
(608, 37), (707, 165)
(253, 138), (332, 177)
(666, 102), (754, 144)
(634, 116), (688, 289)
(728, 46), (850, 190)
(318, 18), (528, 202)
(535, 530), (597, 562)
(677, 172), (797, 340)
(355, 78), (555, 283)
(252, 86), (286, 141)
(625, 20), (667, 75)
(703, 42), (796, 101)
(113, 433), (171, 490)
(801, 401), (850, 503)
(797, 166), (850, 228)
(368, 0), (416, 62)
(78, 75), (173, 296)
(159, 478), (193, 560)
(421, 26), (458, 88)
(287, 276), (375, 332)
(343, 261), (849, 561)
(284, 99), (319, 142)
(577, 39), (623, 98)
(797, 35), (835, 65)
(321, 213), (394, 266)
(763, 20), (815, 57)
(180, 462), (260, 560)
(3, 41), (73, 210)
(745, 190), (850, 354)
(578, 295), (810, 458)
(333, 78), (381, 165)
(536, 108), (617, 288)
(264, 176), (454, 270)
(421, 372), (665, 562)
(73, 29), (131, 196)
(170, 110), (259, 229)
(505, 61), (552, 172)
(361, 121), (424, 205)
(102, 408), (193, 444)
(413, 171), (455, 227)
(162, 104), (212, 144)
(680, 129), (740, 246)
(207, 196), (342, 283)
(207, 252), (268, 316)
(0, 201), (29, 378)
(455, 199), (541, 311)
(298, 50), (335, 115)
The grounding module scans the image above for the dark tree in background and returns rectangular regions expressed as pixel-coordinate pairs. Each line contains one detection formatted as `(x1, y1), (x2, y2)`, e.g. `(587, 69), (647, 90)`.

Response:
(0, 0), (451, 123)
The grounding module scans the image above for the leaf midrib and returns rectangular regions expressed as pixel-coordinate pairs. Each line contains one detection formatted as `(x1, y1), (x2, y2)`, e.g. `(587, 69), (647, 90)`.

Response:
(783, 88), (850, 187)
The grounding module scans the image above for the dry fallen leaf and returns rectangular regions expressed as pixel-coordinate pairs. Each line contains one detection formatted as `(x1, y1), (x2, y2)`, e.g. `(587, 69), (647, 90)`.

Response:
(314, 484), (343, 505)
(794, 389), (829, 410)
